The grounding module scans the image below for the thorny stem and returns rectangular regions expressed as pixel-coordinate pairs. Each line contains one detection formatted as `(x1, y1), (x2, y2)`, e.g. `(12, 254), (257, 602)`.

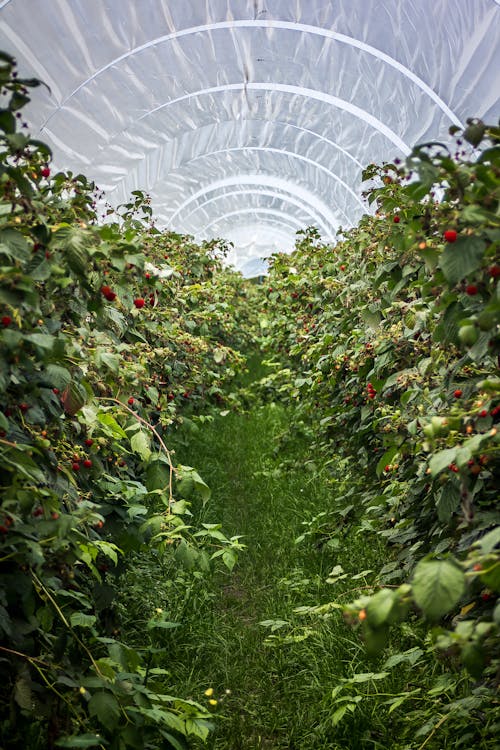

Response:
(0, 437), (21, 448)
(0, 649), (82, 722)
(31, 572), (104, 677)
(0, 644), (53, 668)
(417, 713), (450, 750)
(97, 397), (175, 512)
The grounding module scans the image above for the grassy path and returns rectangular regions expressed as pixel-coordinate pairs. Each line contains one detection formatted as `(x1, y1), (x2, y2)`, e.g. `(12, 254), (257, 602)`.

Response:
(169, 403), (389, 749)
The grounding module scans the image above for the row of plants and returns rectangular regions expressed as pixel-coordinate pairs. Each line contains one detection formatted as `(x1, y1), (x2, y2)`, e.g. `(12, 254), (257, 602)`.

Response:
(256, 119), (500, 746)
(0, 53), (257, 749)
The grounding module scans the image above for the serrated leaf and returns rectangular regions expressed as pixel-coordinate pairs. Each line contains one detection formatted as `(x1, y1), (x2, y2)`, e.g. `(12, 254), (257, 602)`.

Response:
(383, 647), (424, 670)
(130, 430), (151, 461)
(174, 540), (198, 570)
(70, 612), (96, 628)
(88, 692), (120, 732)
(366, 589), (396, 628)
(146, 459), (170, 492)
(25, 332), (56, 350)
(436, 482), (460, 522)
(0, 228), (30, 262)
(429, 448), (457, 476)
(412, 558), (465, 620)
(440, 236), (485, 284)
(474, 527), (500, 554)
(97, 412), (127, 438)
(45, 363), (72, 390)
(222, 549), (237, 571)
(99, 351), (120, 373)
(177, 465), (211, 504)
(14, 674), (32, 710)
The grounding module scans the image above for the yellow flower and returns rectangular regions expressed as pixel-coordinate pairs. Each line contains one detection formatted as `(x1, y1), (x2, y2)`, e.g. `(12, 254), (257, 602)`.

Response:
(204, 687), (214, 697)
(208, 699), (218, 706)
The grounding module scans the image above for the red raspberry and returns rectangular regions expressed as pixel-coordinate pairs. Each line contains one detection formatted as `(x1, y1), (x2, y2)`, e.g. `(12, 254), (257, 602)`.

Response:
(444, 229), (457, 243)
(133, 298), (145, 308)
(488, 264), (500, 279)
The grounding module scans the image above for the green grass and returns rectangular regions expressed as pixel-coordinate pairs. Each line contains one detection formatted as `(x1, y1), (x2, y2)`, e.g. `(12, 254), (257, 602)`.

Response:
(116, 395), (497, 750)
(164, 403), (397, 749)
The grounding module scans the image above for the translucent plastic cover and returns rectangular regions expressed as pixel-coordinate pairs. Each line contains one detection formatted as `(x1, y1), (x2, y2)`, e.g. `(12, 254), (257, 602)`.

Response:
(0, 1), (499, 274)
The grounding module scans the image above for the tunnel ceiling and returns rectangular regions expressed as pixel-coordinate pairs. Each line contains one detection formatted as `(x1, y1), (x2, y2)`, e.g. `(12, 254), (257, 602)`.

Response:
(0, 0), (499, 274)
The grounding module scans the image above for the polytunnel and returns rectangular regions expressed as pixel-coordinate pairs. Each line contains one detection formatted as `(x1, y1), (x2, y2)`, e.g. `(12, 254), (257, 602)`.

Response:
(0, 1), (499, 275)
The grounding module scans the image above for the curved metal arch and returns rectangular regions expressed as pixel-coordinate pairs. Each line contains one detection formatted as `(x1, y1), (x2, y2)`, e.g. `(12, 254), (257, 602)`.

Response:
(181, 188), (332, 236)
(71, 82), (410, 171)
(160, 145), (362, 222)
(108, 114), (364, 200)
(40, 19), (462, 129)
(166, 175), (343, 234)
(202, 207), (304, 233)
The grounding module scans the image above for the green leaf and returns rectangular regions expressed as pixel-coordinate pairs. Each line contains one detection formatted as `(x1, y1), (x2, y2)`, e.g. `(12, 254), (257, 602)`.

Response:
(439, 236), (485, 285)
(474, 527), (500, 554)
(130, 430), (151, 461)
(51, 226), (90, 276)
(412, 558), (466, 620)
(14, 674), (32, 710)
(45, 363), (72, 390)
(25, 332), (56, 350)
(88, 692), (120, 732)
(70, 612), (97, 629)
(0, 109), (16, 134)
(436, 482), (460, 522)
(177, 465), (211, 504)
(331, 703), (353, 726)
(366, 589), (397, 628)
(146, 459), (170, 492)
(55, 735), (106, 748)
(383, 647), (424, 670)
(158, 732), (187, 750)
(9, 92), (30, 111)
(376, 446), (399, 477)
(0, 228), (30, 262)
(222, 549), (237, 571)
(429, 448), (457, 476)
(147, 619), (181, 631)
(174, 539), (198, 570)
(97, 412), (128, 439)
(348, 671), (389, 683)
(99, 351), (120, 373)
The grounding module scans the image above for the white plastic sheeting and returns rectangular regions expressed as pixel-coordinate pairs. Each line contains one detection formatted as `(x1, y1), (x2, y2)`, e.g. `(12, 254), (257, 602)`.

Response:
(0, 1), (499, 273)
